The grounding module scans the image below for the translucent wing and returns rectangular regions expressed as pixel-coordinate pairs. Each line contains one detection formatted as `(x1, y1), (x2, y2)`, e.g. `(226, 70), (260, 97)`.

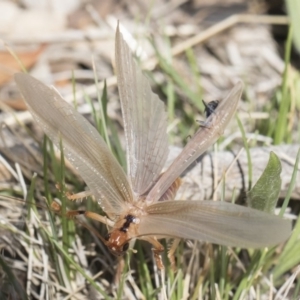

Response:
(15, 73), (132, 217)
(115, 26), (169, 196)
(146, 82), (243, 202)
(138, 200), (291, 247)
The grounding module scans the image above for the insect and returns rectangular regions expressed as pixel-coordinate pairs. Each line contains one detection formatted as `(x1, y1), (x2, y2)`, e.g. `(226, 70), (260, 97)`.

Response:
(15, 26), (291, 269)
(202, 99), (220, 118)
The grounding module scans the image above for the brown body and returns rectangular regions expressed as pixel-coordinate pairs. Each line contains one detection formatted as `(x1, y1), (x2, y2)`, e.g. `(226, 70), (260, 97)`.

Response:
(105, 178), (182, 256)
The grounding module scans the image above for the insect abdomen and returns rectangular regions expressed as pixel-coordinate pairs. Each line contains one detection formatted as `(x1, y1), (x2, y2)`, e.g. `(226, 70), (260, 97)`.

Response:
(158, 178), (182, 202)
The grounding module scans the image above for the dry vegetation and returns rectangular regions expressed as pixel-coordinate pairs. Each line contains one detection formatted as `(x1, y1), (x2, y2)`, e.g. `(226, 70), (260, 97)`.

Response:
(0, 0), (299, 299)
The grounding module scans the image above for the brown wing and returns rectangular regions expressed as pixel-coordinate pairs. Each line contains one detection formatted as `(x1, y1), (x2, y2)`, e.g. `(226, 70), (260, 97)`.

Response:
(146, 82), (243, 203)
(138, 200), (291, 248)
(15, 73), (132, 217)
(115, 26), (169, 197)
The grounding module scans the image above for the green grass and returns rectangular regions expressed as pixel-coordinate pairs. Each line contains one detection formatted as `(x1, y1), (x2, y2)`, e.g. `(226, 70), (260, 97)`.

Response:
(0, 23), (300, 300)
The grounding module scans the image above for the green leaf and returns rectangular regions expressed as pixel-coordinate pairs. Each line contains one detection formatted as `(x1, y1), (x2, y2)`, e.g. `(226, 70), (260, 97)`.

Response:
(274, 26), (293, 144)
(247, 151), (281, 213)
(286, 1), (300, 53)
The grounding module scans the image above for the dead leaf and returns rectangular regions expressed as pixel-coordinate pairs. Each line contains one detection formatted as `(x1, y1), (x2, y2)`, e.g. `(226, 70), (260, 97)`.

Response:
(0, 45), (46, 85)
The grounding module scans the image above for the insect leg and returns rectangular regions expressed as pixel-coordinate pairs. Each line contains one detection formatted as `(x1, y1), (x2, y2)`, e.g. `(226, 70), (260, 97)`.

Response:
(141, 236), (165, 270)
(66, 190), (93, 201)
(50, 201), (114, 227)
(168, 238), (180, 272)
(68, 210), (114, 227)
(55, 182), (93, 202)
(196, 119), (212, 129)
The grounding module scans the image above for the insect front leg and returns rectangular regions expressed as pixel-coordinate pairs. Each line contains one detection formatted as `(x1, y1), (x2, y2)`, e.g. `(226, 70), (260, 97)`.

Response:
(141, 236), (165, 270)
(67, 210), (114, 230)
(196, 119), (224, 138)
(66, 190), (93, 201)
(168, 238), (180, 272)
(50, 201), (114, 227)
(53, 186), (114, 227)
(55, 183), (93, 201)
(196, 119), (211, 128)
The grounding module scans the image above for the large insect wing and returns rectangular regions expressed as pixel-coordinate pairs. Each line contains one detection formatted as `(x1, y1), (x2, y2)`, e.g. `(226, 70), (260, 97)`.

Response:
(138, 200), (291, 248)
(146, 82), (243, 203)
(115, 26), (169, 197)
(15, 73), (132, 216)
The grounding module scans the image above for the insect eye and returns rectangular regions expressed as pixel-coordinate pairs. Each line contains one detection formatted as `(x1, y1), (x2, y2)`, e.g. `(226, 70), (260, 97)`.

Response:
(104, 233), (111, 241)
(122, 243), (129, 252)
